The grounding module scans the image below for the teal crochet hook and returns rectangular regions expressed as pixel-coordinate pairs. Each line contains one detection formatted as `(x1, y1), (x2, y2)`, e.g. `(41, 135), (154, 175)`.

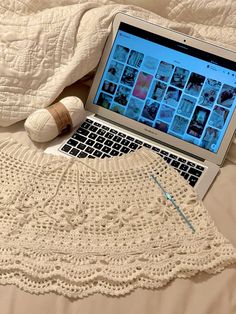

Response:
(151, 174), (195, 233)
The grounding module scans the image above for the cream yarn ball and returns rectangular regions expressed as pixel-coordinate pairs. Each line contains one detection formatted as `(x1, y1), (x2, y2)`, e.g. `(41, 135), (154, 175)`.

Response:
(24, 96), (86, 143)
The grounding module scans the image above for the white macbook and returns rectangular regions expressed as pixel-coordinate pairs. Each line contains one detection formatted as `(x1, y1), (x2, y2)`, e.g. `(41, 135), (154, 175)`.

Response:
(45, 13), (236, 199)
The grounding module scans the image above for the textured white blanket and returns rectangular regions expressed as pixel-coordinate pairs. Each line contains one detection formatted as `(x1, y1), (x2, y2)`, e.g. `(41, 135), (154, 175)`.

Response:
(0, 0), (235, 127)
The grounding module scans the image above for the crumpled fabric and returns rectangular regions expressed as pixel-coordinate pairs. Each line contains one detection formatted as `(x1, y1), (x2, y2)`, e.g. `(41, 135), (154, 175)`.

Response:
(0, 0), (235, 127)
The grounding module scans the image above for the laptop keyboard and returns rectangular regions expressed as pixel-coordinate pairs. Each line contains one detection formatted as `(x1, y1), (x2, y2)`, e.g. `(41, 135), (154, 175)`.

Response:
(60, 118), (205, 187)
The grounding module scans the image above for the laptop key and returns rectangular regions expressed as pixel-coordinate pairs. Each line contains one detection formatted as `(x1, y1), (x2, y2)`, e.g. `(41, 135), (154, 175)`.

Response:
(110, 129), (118, 134)
(164, 156), (171, 164)
(161, 150), (169, 156)
(118, 132), (126, 138)
(187, 161), (196, 167)
(77, 128), (89, 136)
(85, 139), (95, 147)
(78, 151), (88, 158)
(97, 129), (106, 136)
(143, 143), (151, 148)
(171, 160), (180, 168)
(152, 147), (160, 152)
(135, 139), (143, 145)
(61, 144), (72, 153)
(104, 139), (113, 147)
(121, 139), (130, 146)
(183, 172), (189, 180)
(77, 143), (86, 150)
(72, 133), (86, 142)
(189, 175), (198, 187)
(110, 149), (119, 156)
(196, 165), (205, 171)
(120, 147), (130, 154)
(85, 146), (94, 154)
(105, 132), (114, 139)
(97, 136), (106, 143)
(169, 153), (177, 159)
(89, 125), (98, 132)
(80, 122), (91, 129)
(67, 139), (78, 147)
(88, 133), (97, 140)
(129, 142), (139, 150)
(69, 148), (80, 156)
(113, 136), (122, 143)
(179, 164), (189, 171)
(94, 122), (101, 127)
(182, 172), (189, 180)
(127, 136), (135, 141)
(188, 167), (202, 177)
(93, 150), (103, 157)
(102, 146), (111, 153)
(178, 157), (187, 163)
(86, 118), (93, 124)
(113, 143), (121, 150)
(94, 142), (103, 150)
(102, 125), (109, 131)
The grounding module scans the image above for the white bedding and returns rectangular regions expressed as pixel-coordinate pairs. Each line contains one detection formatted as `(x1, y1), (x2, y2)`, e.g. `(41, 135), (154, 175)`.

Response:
(0, 0), (236, 311)
(0, 0), (235, 127)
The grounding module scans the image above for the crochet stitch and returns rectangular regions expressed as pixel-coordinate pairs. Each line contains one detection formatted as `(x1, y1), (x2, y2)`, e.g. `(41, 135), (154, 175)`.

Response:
(0, 138), (235, 298)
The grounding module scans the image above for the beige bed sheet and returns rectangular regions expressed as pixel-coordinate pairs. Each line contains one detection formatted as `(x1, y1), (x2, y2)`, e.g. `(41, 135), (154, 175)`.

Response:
(0, 82), (235, 314)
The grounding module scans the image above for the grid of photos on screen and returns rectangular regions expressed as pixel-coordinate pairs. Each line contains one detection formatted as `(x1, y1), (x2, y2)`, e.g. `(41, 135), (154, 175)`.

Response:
(95, 42), (236, 153)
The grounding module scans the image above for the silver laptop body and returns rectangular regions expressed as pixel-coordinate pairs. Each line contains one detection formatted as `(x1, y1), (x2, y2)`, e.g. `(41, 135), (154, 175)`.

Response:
(45, 13), (236, 199)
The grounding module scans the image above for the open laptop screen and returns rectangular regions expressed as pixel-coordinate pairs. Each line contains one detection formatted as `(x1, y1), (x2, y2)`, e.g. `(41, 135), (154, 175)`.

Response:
(94, 22), (236, 154)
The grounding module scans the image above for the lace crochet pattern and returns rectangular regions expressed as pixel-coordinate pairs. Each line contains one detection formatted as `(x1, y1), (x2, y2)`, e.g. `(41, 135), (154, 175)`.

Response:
(0, 138), (235, 298)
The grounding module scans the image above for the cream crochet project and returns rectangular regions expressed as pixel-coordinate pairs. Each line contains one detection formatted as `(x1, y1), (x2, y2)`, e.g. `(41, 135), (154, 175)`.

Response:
(0, 138), (235, 298)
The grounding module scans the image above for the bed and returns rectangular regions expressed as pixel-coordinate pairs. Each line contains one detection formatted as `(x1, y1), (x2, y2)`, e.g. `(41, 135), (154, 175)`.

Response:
(0, 0), (235, 313)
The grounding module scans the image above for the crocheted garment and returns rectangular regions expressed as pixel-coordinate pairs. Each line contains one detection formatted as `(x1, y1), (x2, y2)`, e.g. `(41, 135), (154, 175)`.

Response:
(0, 138), (235, 298)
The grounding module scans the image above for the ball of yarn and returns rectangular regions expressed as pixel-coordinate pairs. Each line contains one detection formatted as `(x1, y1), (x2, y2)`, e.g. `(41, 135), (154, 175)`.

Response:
(24, 96), (86, 143)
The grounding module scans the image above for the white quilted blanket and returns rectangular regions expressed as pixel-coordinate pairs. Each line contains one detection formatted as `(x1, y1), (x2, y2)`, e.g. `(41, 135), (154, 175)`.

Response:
(0, 0), (235, 127)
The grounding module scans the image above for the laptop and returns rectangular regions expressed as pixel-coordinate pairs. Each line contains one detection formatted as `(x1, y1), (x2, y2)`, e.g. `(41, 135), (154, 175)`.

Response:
(45, 12), (236, 199)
